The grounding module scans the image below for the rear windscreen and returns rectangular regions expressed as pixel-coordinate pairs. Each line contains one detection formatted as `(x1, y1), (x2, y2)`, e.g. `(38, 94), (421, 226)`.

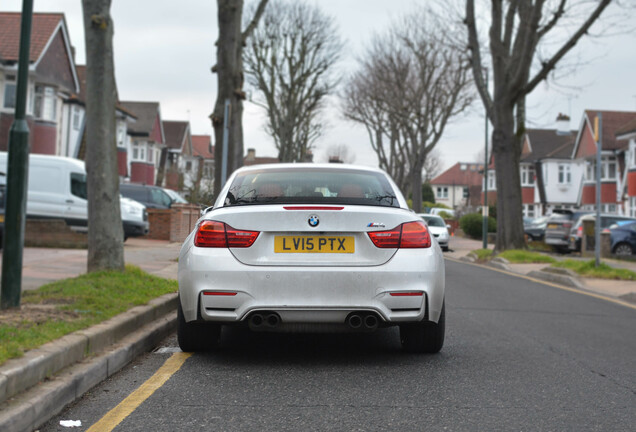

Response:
(224, 168), (399, 207)
(423, 217), (445, 227)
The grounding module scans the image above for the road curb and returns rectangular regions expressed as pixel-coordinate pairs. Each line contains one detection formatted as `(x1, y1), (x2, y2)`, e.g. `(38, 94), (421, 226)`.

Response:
(527, 269), (584, 289)
(0, 293), (177, 432)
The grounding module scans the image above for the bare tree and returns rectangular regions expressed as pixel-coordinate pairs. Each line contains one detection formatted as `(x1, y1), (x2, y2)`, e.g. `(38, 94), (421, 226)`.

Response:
(422, 149), (442, 183)
(82, 0), (124, 272)
(212, 0), (269, 197)
(464, 0), (616, 250)
(244, 0), (343, 162)
(343, 10), (473, 212)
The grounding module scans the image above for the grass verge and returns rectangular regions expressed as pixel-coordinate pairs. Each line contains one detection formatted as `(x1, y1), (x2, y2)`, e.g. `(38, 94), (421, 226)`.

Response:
(552, 260), (636, 281)
(471, 249), (494, 261)
(498, 249), (557, 264)
(0, 265), (177, 366)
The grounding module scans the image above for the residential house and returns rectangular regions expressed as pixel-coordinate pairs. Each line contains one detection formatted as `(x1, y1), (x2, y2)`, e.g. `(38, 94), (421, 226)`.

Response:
(161, 120), (193, 190)
(430, 162), (484, 209)
(243, 148), (278, 166)
(572, 110), (636, 214)
(192, 134), (214, 195)
(0, 12), (80, 156)
(617, 119), (636, 217)
(518, 117), (583, 217)
(120, 101), (165, 185)
(73, 65), (137, 174)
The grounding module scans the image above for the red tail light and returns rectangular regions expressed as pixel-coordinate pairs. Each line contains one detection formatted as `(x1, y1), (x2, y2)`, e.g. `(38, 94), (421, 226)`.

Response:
(563, 223), (572, 229)
(368, 221), (431, 248)
(577, 225), (583, 237)
(195, 220), (259, 248)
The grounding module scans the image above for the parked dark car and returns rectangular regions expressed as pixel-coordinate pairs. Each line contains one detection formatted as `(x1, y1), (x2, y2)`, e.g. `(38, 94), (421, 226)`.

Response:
(609, 221), (636, 255)
(524, 216), (549, 241)
(568, 214), (636, 252)
(120, 183), (173, 209)
(544, 209), (592, 252)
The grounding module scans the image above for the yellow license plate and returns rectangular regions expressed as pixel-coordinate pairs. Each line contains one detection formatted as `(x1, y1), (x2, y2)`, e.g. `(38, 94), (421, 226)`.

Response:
(274, 236), (354, 253)
(0, 214), (3, 223)
(547, 224), (558, 229)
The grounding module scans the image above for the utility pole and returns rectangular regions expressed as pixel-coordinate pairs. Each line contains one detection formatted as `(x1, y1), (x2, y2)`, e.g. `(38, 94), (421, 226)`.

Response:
(482, 69), (489, 250)
(1, 0), (34, 309)
(594, 113), (602, 267)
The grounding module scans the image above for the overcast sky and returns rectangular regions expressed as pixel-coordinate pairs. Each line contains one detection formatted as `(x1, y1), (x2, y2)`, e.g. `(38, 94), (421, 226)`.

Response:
(4, 0), (635, 172)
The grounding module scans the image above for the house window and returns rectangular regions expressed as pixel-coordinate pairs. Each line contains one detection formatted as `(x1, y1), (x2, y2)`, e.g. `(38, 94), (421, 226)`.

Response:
(631, 197), (636, 218)
(148, 146), (154, 163)
(117, 127), (126, 148)
(34, 85), (57, 121)
(603, 157), (617, 180)
(601, 203), (617, 214)
(520, 165), (535, 186)
(132, 143), (146, 162)
(487, 172), (495, 190)
(72, 106), (81, 130)
(586, 161), (595, 181)
(185, 161), (192, 171)
(558, 164), (571, 184)
(436, 187), (448, 199)
(523, 204), (535, 218)
(3, 75), (16, 108)
(203, 163), (213, 178)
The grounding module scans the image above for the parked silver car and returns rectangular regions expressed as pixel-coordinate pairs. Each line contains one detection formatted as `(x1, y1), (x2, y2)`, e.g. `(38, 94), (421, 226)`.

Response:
(418, 213), (451, 251)
(177, 164), (446, 353)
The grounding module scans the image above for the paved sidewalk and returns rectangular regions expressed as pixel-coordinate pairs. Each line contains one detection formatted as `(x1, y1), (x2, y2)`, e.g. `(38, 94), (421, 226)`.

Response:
(445, 235), (636, 303)
(0, 237), (181, 291)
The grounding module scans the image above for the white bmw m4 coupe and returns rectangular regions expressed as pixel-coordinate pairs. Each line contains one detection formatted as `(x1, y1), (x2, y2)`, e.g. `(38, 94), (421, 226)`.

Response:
(177, 164), (445, 353)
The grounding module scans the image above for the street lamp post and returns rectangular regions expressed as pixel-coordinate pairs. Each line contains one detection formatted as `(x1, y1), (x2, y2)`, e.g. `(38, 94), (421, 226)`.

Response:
(482, 69), (489, 250)
(1, 0), (34, 309)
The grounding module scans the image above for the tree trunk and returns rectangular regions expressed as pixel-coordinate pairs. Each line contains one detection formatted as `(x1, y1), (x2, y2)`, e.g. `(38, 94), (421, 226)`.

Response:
(492, 104), (525, 251)
(410, 162), (423, 213)
(155, 148), (168, 187)
(82, 0), (124, 272)
(213, 0), (245, 197)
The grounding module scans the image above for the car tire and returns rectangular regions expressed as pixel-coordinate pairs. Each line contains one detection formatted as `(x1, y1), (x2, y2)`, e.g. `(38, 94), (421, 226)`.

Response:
(400, 301), (445, 354)
(613, 242), (634, 256)
(442, 246), (449, 252)
(177, 297), (221, 352)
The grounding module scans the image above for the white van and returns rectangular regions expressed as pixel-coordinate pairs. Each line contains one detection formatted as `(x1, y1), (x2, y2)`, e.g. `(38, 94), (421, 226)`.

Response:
(0, 152), (149, 239)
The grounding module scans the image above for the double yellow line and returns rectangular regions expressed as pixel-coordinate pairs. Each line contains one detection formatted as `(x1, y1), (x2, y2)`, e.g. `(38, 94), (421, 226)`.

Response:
(87, 352), (192, 432)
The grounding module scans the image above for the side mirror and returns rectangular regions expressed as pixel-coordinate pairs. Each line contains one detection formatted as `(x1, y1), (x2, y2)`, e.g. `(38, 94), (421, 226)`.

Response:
(446, 224), (451, 229)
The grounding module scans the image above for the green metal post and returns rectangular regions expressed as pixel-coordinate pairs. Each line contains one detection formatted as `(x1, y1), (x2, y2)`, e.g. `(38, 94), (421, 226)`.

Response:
(1, 0), (34, 309)
(482, 69), (489, 250)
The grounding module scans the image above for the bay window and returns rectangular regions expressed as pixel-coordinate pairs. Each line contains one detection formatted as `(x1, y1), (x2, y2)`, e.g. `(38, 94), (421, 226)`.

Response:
(520, 165), (535, 186)
(558, 164), (571, 184)
(3, 75), (16, 109)
(34, 85), (57, 121)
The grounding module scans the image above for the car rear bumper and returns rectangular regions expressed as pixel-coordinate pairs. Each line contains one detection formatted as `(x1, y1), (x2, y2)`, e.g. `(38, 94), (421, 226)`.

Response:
(545, 236), (568, 246)
(123, 220), (149, 237)
(178, 247), (445, 325)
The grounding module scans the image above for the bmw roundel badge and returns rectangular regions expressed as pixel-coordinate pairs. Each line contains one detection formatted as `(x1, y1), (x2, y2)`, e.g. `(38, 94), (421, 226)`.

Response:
(308, 215), (319, 227)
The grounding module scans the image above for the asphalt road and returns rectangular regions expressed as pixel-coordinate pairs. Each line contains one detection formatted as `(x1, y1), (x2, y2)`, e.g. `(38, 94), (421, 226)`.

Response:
(41, 260), (635, 431)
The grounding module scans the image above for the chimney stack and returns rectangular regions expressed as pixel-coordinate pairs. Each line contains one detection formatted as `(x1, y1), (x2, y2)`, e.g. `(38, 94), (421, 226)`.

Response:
(246, 148), (256, 161)
(556, 113), (570, 136)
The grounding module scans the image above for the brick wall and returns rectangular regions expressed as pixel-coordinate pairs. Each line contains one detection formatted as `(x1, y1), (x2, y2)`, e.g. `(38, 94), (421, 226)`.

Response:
(146, 204), (200, 242)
